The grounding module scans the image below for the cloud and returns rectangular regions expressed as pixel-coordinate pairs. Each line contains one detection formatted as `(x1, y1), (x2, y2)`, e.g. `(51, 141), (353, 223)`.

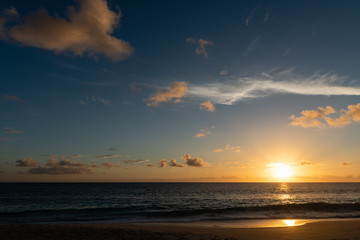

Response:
(283, 47), (294, 57)
(0, 137), (11, 141)
(1, 94), (25, 103)
(146, 163), (154, 167)
(122, 159), (149, 164)
(146, 81), (188, 107)
(77, 96), (111, 105)
(158, 159), (167, 168)
(186, 38), (213, 58)
(0, 0), (133, 61)
(220, 67), (228, 76)
(187, 70), (360, 105)
(200, 101), (216, 112)
(264, 8), (271, 22)
(3, 127), (22, 134)
(183, 154), (205, 167)
(290, 103), (360, 128)
(340, 162), (355, 166)
(168, 159), (185, 167)
(29, 166), (93, 175)
(27, 157), (93, 174)
(246, 5), (260, 26)
(213, 148), (223, 153)
(243, 35), (262, 55)
(102, 161), (121, 169)
(195, 128), (212, 138)
(15, 158), (40, 167)
(290, 106), (336, 128)
(214, 144), (241, 153)
(300, 161), (314, 166)
(97, 154), (128, 159)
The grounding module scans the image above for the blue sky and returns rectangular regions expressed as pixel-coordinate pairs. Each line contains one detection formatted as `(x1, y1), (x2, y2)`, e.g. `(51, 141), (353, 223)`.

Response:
(1, 0), (360, 181)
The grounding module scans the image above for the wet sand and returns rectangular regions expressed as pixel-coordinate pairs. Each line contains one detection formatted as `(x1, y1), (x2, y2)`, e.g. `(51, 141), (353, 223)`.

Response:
(1, 220), (360, 240)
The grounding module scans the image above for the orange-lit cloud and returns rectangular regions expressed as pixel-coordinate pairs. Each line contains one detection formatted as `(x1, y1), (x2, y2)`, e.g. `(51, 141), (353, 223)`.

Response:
(340, 162), (355, 166)
(0, 0), (133, 60)
(122, 159), (149, 164)
(200, 101), (216, 112)
(183, 154), (205, 167)
(28, 157), (93, 175)
(1, 94), (26, 103)
(213, 148), (223, 153)
(97, 154), (129, 159)
(195, 128), (212, 138)
(158, 159), (167, 168)
(146, 81), (188, 107)
(168, 159), (185, 167)
(290, 106), (335, 128)
(300, 160), (314, 166)
(214, 144), (241, 153)
(290, 103), (360, 128)
(102, 161), (121, 169)
(186, 38), (213, 58)
(15, 158), (39, 167)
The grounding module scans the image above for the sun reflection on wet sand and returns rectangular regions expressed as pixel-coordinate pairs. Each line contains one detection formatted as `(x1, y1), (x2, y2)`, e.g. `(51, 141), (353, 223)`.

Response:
(283, 220), (296, 226)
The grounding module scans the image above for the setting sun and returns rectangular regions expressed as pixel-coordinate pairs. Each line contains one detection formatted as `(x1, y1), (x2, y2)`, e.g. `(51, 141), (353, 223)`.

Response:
(269, 163), (293, 179)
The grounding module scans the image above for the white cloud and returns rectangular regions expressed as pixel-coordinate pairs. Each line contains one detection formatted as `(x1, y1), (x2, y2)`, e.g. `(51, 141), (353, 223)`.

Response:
(188, 71), (360, 105)
(243, 35), (262, 55)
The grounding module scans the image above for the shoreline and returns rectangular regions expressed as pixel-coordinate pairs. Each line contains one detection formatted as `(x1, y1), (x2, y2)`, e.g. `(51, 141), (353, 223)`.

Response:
(1, 219), (360, 240)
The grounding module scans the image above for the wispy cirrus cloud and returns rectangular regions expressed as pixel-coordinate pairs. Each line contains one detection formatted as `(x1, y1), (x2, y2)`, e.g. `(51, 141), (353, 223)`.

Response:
(195, 127), (214, 138)
(213, 144), (241, 153)
(188, 71), (360, 105)
(3, 127), (22, 134)
(0, 0), (133, 61)
(77, 96), (111, 105)
(122, 159), (149, 164)
(1, 95), (26, 103)
(97, 154), (129, 159)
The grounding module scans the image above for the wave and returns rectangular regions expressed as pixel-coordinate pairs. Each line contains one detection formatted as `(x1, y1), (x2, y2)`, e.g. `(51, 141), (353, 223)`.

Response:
(2, 202), (360, 224)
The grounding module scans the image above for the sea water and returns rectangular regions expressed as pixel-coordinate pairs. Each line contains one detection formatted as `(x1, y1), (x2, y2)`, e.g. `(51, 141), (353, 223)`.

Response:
(1, 182), (360, 224)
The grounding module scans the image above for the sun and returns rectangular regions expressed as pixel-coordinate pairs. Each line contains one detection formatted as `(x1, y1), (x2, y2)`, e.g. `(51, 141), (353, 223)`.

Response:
(269, 163), (293, 179)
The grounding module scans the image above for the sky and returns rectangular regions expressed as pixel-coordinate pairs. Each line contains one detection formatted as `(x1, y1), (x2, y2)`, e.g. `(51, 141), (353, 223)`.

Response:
(1, 0), (360, 182)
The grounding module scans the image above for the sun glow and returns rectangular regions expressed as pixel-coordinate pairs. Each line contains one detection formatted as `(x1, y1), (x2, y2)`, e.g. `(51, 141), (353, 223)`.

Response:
(269, 163), (293, 179)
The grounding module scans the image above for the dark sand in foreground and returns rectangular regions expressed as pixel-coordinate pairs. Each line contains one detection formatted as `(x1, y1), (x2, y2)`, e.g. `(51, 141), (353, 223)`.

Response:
(1, 220), (360, 240)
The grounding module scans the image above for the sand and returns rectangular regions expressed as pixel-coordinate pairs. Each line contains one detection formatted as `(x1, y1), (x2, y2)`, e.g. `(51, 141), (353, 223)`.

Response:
(1, 220), (360, 240)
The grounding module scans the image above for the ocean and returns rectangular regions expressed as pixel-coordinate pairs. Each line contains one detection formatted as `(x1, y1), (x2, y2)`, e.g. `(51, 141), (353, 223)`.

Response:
(1, 182), (360, 224)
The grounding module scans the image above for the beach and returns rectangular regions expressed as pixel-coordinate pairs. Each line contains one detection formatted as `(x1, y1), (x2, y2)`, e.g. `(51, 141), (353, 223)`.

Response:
(1, 220), (360, 240)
